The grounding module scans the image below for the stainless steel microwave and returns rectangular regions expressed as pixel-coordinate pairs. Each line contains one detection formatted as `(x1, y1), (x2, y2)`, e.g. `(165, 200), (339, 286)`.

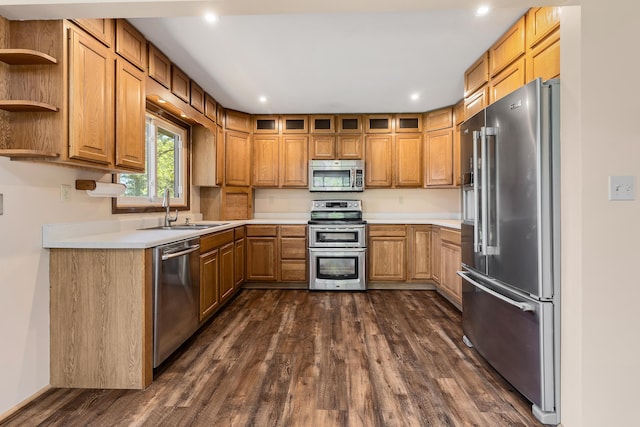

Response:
(308, 160), (364, 192)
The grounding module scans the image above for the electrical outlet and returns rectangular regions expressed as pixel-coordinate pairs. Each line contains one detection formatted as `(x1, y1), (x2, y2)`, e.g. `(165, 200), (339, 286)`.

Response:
(60, 184), (71, 202)
(608, 176), (636, 201)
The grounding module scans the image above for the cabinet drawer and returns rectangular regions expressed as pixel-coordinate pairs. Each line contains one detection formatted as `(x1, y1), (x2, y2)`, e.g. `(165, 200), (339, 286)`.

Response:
(234, 226), (245, 240)
(368, 225), (406, 237)
(440, 227), (461, 245)
(280, 238), (307, 259)
(200, 230), (234, 253)
(280, 260), (307, 282)
(280, 225), (307, 237)
(246, 225), (278, 237)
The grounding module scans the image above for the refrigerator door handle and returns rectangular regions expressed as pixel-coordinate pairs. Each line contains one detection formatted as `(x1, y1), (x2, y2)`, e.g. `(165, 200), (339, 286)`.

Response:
(457, 271), (536, 312)
(480, 127), (489, 255)
(484, 126), (499, 256)
(472, 130), (481, 253)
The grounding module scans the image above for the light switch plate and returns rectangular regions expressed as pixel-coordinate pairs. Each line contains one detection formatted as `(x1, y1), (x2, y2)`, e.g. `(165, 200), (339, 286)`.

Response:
(608, 175), (636, 201)
(60, 184), (71, 202)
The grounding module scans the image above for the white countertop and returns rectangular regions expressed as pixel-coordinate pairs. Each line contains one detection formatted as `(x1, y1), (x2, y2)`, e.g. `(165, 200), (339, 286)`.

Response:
(43, 215), (460, 249)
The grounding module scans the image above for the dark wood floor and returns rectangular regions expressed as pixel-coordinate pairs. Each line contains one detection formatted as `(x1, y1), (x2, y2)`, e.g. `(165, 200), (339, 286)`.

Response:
(1, 290), (542, 427)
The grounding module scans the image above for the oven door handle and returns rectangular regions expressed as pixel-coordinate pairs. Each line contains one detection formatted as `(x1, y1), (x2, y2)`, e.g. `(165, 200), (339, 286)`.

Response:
(312, 227), (363, 232)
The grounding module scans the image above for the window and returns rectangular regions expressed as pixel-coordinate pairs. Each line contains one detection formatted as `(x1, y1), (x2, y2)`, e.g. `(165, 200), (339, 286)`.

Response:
(114, 112), (189, 213)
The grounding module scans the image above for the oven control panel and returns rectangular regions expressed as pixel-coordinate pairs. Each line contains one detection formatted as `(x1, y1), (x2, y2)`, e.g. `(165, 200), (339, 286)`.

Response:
(311, 200), (361, 211)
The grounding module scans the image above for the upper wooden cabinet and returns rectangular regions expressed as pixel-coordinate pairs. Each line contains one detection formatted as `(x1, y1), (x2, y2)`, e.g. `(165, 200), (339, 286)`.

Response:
(310, 135), (336, 160)
(221, 186), (253, 220)
(464, 52), (489, 97)
(453, 99), (465, 126)
(72, 18), (114, 47)
(526, 27), (560, 83)
(190, 81), (205, 113)
(395, 114), (423, 133)
(395, 134), (423, 187)
(171, 65), (190, 103)
(490, 57), (526, 104)
(424, 107), (453, 132)
(68, 27), (114, 166)
(425, 129), (453, 187)
(252, 134), (279, 187)
(115, 57), (146, 171)
(225, 110), (251, 133)
(310, 115), (335, 133)
(464, 85), (489, 120)
(337, 135), (363, 160)
(253, 115), (279, 134)
(204, 94), (216, 123)
(115, 19), (146, 71)
(489, 16), (526, 77)
(526, 7), (561, 48)
(192, 126), (217, 187)
(281, 135), (308, 187)
(282, 115), (308, 134)
(310, 134), (363, 160)
(337, 115), (363, 133)
(147, 44), (171, 89)
(365, 134), (393, 188)
(365, 115), (393, 133)
(225, 130), (251, 186)
(253, 135), (308, 188)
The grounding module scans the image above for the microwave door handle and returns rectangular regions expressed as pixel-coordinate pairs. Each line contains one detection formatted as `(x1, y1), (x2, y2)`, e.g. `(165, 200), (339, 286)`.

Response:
(351, 169), (355, 188)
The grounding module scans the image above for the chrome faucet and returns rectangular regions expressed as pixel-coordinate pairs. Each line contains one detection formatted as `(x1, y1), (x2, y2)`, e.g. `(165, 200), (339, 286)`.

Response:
(162, 188), (178, 227)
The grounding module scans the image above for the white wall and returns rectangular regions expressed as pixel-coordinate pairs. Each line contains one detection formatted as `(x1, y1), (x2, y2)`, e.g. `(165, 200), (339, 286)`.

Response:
(561, 2), (640, 425)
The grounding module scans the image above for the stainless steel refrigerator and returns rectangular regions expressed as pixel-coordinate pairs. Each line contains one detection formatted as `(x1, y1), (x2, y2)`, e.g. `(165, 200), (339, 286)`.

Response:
(458, 78), (560, 425)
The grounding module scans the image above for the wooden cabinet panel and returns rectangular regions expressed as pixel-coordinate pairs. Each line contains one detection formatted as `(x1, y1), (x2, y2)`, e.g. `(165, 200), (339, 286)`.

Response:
(337, 135), (363, 160)
(200, 248), (220, 321)
(190, 81), (205, 113)
(526, 7), (561, 48)
(225, 110), (251, 132)
(68, 27), (114, 166)
(219, 242), (235, 302)
(464, 52), (489, 97)
(234, 237), (245, 288)
(453, 99), (465, 126)
(440, 240), (462, 306)
(310, 135), (336, 160)
(253, 134), (279, 187)
(281, 135), (308, 187)
(115, 19), (146, 71)
(409, 225), (433, 281)
(526, 29), (560, 83)
(171, 65), (189, 103)
(72, 18), (114, 47)
(221, 187), (253, 220)
(310, 115), (335, 133)
(115, 57), (145, 171)
(464, 85), (489, 120)
(368, 236), (406, 281)
(365, 114), (393, 133)
(280, 260), (306, 282)
(431, 227), (441, 283)
(282, 115), (308, 134)
(204, 94), (217, 123)
(453, 124), (461, 187)
(200, 230), (234, 253)
(337, 115), (362, 133)
(246, 237), (278, 281)
(490, 57), (526, 104)
(253, 115), (279, 134)
(225, 131), (251, 186)
(246, 225), (278, 237)
(395, 114), (423, 133)
(365, 134), (393, 188)
(424, 107), (453, 132)
(216, 125), (224, 185)
(147, 44), (171, 89)
(280, 238), (306, 259)
(280, 225), (306, 237)
(395, 133), (423, 187)
(425, 129), (453, 187)
(489, 16), (525, 77)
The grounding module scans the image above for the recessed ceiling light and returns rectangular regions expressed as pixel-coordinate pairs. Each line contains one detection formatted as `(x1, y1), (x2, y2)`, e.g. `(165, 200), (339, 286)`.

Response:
(410, 93), (420, 101)
(476, 5), (490, 16)
(157, 98), (166, 104)
(204, 12), (218, 23)
(180, 113), (188, 118)
(259, 96), (268, 103)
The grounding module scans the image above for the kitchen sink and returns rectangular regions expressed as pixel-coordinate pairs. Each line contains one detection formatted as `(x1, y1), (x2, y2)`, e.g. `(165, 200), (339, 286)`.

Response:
(140, 222), (230, 231)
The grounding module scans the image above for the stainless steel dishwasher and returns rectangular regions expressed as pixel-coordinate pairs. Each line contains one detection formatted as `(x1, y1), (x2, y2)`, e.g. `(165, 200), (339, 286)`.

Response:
(153, 238), (200, 368)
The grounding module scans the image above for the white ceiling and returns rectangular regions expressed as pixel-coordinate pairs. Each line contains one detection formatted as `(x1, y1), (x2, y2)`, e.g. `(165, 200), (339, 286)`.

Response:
(0, 1), (573, 114)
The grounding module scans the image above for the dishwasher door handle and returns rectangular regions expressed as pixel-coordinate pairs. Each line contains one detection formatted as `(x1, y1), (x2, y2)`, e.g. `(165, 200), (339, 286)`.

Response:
(161, 244), (200, 261)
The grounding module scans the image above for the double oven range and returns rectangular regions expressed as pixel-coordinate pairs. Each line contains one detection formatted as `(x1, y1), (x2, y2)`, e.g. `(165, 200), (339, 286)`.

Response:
(308, 200), (367, 291)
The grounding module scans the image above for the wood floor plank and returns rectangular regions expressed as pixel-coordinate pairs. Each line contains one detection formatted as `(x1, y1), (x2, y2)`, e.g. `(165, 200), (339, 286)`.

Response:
(1, 290), (545, 427)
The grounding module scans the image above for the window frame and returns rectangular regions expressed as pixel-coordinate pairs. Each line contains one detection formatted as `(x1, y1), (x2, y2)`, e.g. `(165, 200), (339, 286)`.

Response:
(112, 106), (191, 214)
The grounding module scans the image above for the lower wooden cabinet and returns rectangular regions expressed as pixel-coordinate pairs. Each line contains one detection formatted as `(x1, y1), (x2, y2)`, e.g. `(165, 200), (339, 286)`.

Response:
(435, 227), (462, 307)
(431, 227), (441, 283)
(234, 228), (245, 288)
(368, 225), (407, 281)
(219, 242), (235, 302)
(199, 230), (235, 321)
(408, 225), (433, 281)
(199, 247), (220, 320)
(245, 224), (307, 282)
